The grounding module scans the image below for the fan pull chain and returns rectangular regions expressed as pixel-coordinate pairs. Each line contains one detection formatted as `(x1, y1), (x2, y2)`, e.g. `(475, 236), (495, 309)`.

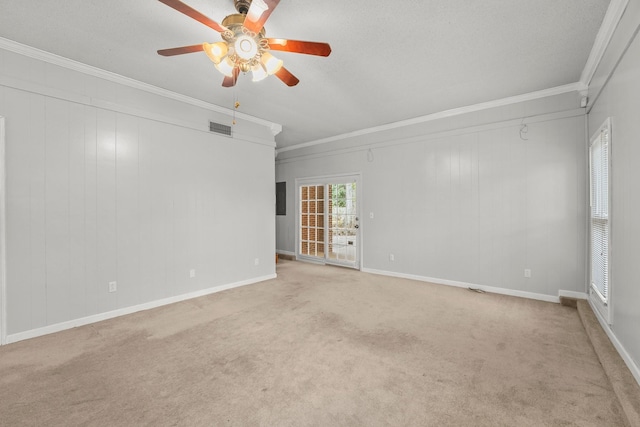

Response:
(232, 83), (239, 125)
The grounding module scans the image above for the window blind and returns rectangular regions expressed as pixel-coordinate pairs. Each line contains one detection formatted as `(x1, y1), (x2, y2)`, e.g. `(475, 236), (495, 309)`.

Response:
(590, 122), (609, 302)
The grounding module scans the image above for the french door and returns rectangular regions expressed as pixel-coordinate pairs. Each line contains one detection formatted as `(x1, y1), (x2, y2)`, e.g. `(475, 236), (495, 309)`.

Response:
(297, 175), (360, 269)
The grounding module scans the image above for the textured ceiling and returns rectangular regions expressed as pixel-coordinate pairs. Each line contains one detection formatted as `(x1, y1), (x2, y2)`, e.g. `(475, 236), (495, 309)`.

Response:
(0, 0), (610, 148)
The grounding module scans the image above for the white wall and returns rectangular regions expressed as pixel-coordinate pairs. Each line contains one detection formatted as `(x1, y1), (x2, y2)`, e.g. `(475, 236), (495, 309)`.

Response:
(277, 95), (587, 301)
(0, 46), (276, 340)
(587, 0), (640, 381)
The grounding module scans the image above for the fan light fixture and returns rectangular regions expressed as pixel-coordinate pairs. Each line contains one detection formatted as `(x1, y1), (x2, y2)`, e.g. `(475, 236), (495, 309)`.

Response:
(251, 63), (268, 82)
(203, 42), (228, 64)
(202, 13), (283, 80)
(157, 0), (332, 87)
(235, 35), (258, 60)
(215, 56), (236, 77)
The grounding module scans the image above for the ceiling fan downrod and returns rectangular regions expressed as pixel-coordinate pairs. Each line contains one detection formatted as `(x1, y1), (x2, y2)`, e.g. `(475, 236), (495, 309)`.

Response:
(234, 0), (251, 14)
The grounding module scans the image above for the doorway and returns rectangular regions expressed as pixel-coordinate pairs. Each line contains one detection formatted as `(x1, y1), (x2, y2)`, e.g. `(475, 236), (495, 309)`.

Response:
(297, 174), (361, 269)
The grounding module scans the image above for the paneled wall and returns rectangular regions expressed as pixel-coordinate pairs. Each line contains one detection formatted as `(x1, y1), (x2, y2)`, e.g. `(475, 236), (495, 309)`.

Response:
(587, 1), (640, 381)
(0, 48), (276, 339)
(276, 103), (587, 300)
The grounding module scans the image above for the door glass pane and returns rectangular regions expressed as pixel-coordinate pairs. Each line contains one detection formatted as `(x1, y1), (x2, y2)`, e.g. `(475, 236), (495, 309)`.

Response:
(328, 182), (357, 263)
(300, 185), (324, 259)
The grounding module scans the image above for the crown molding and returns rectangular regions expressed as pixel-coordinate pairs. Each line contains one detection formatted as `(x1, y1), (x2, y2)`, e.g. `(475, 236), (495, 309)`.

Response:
(0, 37), (283, 136)
(276, 82), (585, 155)
(276, 108), (584, 165)
(580, 0), (630, 87)
(276, 1), (628, 156)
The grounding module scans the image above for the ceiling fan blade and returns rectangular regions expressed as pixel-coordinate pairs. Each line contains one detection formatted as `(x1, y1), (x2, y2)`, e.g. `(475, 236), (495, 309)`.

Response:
(157, 44), (204, 56)
(158, 0), (227, 33)
(243, 0), (280, 34)
(222, 67), (240, 87)
(274, 66), (299, 87)
(266, 39), (331, 57)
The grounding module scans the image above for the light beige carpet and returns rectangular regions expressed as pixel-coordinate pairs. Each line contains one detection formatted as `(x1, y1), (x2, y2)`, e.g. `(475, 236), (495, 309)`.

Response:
(0, 260), (629, 426)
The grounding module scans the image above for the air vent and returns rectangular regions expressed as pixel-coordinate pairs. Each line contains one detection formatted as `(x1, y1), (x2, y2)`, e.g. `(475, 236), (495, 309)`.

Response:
(209, 121), (232, 136)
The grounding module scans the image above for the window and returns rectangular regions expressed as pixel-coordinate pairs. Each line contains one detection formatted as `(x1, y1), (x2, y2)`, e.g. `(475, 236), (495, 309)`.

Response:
(589, 118), (611, 323)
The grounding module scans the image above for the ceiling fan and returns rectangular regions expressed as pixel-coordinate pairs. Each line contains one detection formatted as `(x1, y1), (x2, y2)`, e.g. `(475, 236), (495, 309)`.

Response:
(157, 0), (332, 87)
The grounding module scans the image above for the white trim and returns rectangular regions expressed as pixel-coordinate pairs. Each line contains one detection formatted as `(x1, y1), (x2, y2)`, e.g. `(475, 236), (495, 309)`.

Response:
(277, 108), (586, 165)
(586, 14), (640, 114)
(361, 268), (580, 304)
(277, 82), (586, 155)
(276, 250), (296, 257)
(0, 37), (282, 137)
(295, 257), (325, 266)
(296, 172), (363, 187)
(0, 74), (275, 148)
(0, 117), (6, 345)
(5, 273), (276, 344)
(589, 297), (640, 387)
(558, 290), (588, 300)
(579, 0), (630, 88)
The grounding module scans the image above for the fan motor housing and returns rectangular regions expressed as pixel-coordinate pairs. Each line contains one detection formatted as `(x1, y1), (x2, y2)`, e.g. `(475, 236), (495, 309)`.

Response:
(222, 14), (266, 37)
(222, 13), (247, 28)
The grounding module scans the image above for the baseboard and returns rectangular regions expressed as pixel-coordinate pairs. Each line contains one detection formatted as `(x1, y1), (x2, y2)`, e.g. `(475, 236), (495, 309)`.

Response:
(588, 298), (640, 387)
(558, 290), (588, 308)
(5, 273), (276, 345)
(558, 290), (588, 299)
(362, 268), (576, 304)
(276, 250), (296, 257)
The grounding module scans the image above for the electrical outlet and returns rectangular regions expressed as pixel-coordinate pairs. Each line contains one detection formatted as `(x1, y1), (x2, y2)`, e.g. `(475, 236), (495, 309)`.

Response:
(524, 269), (532, 278)
(189, 269), (196, 278)
(254, 258), (260, 266)
(108, 281), (117, 293)
(389, 254), (395, 262)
